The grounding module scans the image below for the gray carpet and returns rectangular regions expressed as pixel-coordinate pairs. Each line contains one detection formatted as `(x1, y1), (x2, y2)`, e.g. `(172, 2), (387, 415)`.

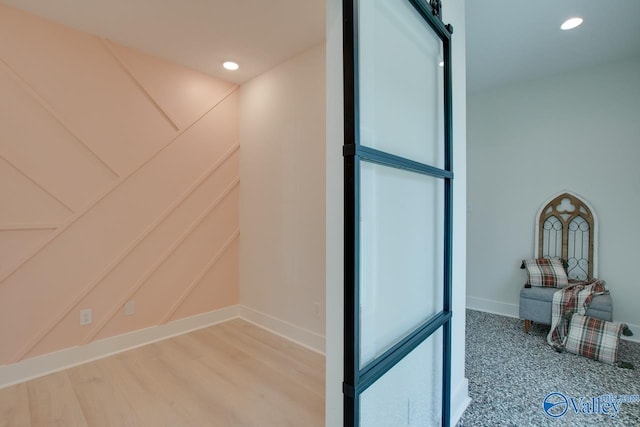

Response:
(457, 310), (640, 426)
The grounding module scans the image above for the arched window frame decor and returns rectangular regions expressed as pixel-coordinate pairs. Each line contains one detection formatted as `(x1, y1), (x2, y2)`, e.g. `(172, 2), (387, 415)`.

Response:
(534, 191), (598, 280)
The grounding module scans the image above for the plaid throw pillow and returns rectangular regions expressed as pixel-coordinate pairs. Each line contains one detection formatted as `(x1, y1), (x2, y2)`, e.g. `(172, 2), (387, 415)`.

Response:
(522, 258), (569, 288)
(565, 314), (625, 365)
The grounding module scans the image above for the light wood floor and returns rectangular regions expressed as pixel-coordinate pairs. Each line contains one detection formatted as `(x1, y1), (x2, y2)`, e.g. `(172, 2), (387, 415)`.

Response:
(0, 319), (325, 426)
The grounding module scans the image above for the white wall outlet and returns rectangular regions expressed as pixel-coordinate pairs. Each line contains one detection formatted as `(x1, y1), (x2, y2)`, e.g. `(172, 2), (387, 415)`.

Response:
(80, 308), (92, 326)
(124, 300), (135, 315)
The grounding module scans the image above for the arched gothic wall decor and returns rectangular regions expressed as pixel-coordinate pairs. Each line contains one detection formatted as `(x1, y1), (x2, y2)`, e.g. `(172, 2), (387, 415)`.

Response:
(534, 191), (598, 280)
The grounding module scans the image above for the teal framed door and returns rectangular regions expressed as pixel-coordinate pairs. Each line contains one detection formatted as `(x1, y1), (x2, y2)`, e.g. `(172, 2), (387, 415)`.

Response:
(342, 0), (454, 425)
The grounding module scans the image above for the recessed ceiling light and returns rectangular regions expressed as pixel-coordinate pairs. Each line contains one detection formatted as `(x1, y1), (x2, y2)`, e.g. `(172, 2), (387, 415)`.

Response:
(561, 17), (583, 30)
(222, 61), (239, 71)
(438, 60), (445, 67)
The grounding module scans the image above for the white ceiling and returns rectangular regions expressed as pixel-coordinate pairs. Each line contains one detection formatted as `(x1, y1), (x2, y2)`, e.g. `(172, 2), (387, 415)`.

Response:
(1, 0), (639, 91)
(466, 0), (640, 94)
(0, 0), (326, 84)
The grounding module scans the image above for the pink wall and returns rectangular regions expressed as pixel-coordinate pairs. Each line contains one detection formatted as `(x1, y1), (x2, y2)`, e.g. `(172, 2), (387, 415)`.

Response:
(0, 4), (240, 365)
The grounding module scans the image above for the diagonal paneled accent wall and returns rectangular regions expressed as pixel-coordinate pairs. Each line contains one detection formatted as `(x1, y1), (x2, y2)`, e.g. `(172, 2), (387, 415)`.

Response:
(0, 4), (240, 365)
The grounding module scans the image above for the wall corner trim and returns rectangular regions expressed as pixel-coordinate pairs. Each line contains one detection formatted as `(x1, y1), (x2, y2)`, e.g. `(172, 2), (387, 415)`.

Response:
(466, 296), (519, 319)
(238, 305), (326, 355)
(451, 377), (472, 426)
(0, 304), (329, 390)
(0, 305), (240, 389)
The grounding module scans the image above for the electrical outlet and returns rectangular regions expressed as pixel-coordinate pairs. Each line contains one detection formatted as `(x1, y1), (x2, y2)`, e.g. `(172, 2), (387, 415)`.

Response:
(313, 302), (321, 318)
(80, 308), (92, 326)
(124, 300), (135, 315)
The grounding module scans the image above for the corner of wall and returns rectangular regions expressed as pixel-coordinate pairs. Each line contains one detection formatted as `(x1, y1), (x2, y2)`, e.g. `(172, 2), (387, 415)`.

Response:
(237, 43), (326, 347)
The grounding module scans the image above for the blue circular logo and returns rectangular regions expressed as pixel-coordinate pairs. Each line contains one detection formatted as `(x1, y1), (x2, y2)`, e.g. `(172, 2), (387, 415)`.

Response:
(543, 392), (569, 418)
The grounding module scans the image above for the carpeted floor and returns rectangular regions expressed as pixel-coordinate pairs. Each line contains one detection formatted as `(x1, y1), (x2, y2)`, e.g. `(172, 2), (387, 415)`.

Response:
(457, 310), (640, 426)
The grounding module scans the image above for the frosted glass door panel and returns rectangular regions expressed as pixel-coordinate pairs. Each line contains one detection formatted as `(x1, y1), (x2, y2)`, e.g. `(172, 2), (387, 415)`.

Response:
(359, 0), (445, 168)
(359, 161), (444, 367)
(360, 329), (443, 426)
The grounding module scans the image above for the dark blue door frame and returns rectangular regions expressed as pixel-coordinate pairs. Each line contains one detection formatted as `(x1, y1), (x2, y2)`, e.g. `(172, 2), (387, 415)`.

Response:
(342, 0), (454, 425)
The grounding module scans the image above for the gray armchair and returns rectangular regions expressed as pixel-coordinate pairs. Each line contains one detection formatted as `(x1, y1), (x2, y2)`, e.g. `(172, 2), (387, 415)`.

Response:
(519, 191), (613, 333)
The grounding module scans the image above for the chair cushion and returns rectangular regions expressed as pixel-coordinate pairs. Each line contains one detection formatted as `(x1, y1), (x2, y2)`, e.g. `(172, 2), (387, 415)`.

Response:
(520, 286), (612, 312)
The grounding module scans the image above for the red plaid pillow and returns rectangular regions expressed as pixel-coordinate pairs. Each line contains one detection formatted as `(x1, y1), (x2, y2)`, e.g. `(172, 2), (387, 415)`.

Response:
(565, 314), (625, 365)
(522, 258), (569, 288)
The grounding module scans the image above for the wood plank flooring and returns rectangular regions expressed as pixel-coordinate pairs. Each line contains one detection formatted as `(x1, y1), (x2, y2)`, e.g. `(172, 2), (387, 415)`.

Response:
(0, 319), (325, 427)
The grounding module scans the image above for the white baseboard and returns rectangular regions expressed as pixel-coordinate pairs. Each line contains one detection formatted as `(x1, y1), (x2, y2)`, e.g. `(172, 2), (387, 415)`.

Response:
(467, 297), (640, 344)
(621, 322), (640, 343)
(238, 305), (325, 355)
(0, 304), (327, 390)
(466, 296), (519, 318)
(0, 305), (239, 389)
(451, 377), (471, 427)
